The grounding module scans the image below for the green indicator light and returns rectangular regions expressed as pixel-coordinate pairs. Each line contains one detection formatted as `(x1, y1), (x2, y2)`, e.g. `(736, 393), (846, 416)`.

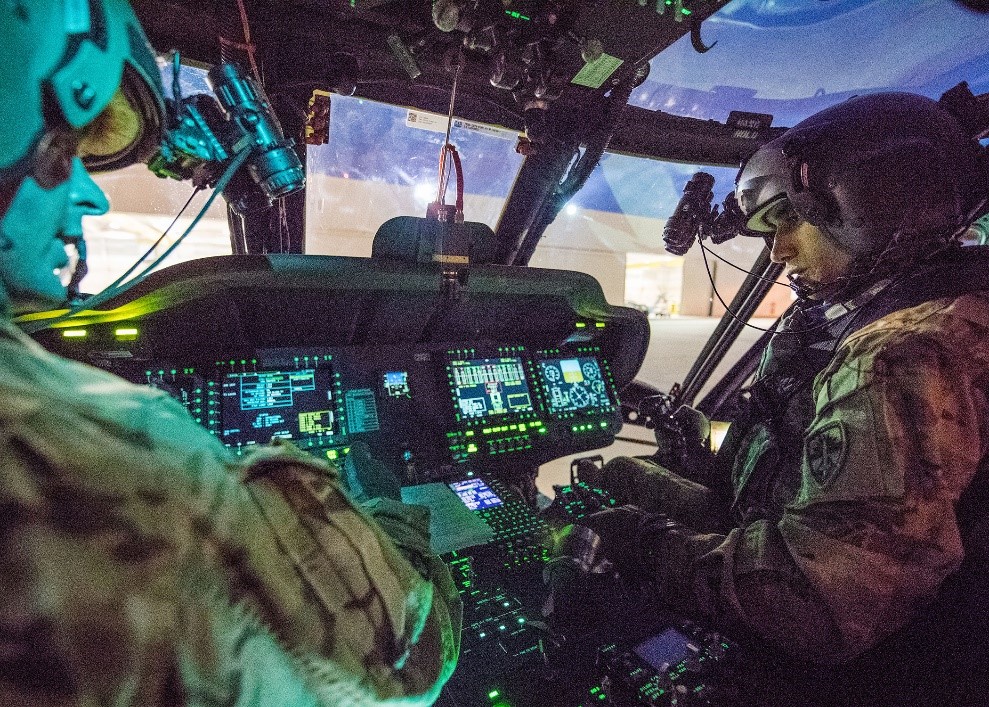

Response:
(326, 450), (338, 460)
(596, 322), (606, 328)
(600, 421), (608, 428)
(575, 322), (587, 328)
(115, 327), (139, 340)
(467, 444), (478, 453)
(488, 690), (500, 699)
(681, 7), (691, 15)
(62, 328), (87, 338)
(465, 430), (474, 436)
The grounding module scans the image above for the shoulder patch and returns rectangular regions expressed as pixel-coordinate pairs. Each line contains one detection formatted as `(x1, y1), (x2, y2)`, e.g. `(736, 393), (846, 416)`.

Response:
(804, 420), (848, 486)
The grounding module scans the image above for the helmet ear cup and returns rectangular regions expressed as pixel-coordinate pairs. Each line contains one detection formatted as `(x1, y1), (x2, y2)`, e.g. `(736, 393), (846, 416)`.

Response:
(777, 130), (843, 232)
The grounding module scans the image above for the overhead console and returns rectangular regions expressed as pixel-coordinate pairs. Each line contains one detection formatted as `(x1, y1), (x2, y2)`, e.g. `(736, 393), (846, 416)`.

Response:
(33, 254), (649, 481)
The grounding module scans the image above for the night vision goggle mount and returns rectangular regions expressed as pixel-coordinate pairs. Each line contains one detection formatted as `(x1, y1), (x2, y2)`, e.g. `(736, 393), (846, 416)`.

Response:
(149, 60), (305, 215)
(661, 171), (747, 256)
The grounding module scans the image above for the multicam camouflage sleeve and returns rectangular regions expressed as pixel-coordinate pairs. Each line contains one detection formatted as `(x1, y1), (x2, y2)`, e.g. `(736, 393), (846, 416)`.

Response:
(0, 321), (460, 705)
(189, 444), (462, 706)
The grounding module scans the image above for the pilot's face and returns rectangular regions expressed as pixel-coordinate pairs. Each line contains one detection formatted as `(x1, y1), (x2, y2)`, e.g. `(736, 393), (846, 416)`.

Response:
(0, 126), (109, 315)
(764, 201), (855, 300)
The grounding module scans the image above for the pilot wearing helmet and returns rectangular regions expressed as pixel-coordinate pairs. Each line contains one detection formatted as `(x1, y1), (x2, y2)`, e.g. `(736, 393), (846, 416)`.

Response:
(0, 1), (459, 705)
(586, 89), (989, 704)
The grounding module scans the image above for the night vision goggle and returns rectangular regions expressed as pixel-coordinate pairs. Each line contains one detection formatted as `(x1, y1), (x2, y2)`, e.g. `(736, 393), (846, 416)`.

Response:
(149, 59), (305, 215)
(661, 172), (755, 256)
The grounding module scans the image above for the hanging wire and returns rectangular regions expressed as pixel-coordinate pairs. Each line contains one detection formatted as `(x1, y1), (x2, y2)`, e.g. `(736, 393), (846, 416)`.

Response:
(436, 53), (464, 207)
(698, 241), (789, 287)
(698, 243), (796, 334)
(699, 241), (901, 338)
(449, 146), (464, 214)
(100, 187), (203, 295)
(101, 148), (251, 291)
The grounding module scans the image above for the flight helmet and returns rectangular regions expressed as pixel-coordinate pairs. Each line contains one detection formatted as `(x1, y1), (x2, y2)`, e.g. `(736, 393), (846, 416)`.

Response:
(0, 0), (166, 186)
(735, 91), (987, 274)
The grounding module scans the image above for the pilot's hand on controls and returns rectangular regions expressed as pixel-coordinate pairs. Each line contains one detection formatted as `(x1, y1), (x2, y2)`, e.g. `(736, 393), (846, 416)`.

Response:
(342, 441), (401, 503)
(671, 404), (711, 448)
(582, 505), (650, 579)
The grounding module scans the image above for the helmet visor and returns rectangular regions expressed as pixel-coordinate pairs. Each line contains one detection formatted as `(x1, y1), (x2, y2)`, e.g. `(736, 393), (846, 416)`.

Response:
(735, 139), (792, 235)
(743, 193), (793, 235)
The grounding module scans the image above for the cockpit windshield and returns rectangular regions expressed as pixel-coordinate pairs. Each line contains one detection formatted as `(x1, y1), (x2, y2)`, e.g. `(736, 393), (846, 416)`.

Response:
(82, 0), (989, 321)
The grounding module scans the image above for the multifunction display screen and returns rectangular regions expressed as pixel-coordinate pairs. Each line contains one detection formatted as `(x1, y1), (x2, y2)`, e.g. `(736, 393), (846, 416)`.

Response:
(449, 478), (504, 510)
(538, 357), (613, 414)
(450, 357), (534, 420)
(220, 368), (336, 447)
(634, 628), (695, 671)
(383, 370), (411, 398)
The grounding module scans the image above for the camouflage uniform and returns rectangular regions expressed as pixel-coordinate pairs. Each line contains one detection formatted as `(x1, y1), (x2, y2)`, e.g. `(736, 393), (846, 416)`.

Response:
(0, 319), (461, 705)
(599, 290), (989, 668)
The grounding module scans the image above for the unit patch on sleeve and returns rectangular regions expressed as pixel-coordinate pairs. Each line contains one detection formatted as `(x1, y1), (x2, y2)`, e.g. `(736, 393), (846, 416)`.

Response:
(805, 420), (848, 486)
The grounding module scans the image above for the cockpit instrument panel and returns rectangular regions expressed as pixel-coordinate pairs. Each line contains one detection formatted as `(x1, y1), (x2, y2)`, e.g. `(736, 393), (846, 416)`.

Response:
(34, 255), (650, 480)
(124, 342), (623, 476)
